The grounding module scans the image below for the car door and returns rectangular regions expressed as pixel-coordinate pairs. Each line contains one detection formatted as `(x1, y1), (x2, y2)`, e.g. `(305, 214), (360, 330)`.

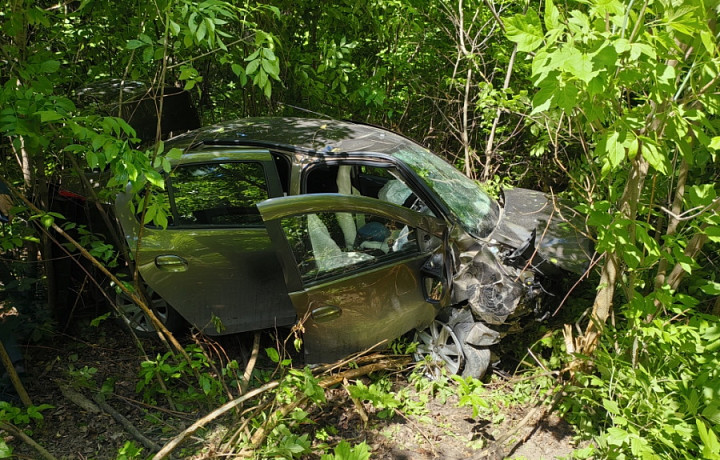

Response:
(115, 150), (296, 335)
(258, 193), (453, 363)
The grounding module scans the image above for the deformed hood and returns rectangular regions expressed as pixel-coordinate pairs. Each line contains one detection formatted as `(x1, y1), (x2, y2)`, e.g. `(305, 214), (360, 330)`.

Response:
(489, 188), (592, 275)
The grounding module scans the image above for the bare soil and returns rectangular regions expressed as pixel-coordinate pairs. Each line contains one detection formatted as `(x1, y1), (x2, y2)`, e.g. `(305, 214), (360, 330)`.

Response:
(4, 319), (583, 459)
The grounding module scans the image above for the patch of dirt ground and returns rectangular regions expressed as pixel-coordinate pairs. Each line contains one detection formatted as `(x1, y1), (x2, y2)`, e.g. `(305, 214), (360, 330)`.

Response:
(4, 319), (584, 459)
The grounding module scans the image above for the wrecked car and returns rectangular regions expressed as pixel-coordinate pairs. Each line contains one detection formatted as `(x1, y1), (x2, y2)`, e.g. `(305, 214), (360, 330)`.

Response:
(112, 117), (592, 377)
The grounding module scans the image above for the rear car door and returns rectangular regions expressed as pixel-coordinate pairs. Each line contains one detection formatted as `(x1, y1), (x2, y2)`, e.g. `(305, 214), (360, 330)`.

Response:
(258, 193), (453, 363)
(116, 150), (296, 334)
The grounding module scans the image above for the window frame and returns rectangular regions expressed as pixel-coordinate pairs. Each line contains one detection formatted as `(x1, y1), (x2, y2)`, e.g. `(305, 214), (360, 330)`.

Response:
(152, 152), (283, 229)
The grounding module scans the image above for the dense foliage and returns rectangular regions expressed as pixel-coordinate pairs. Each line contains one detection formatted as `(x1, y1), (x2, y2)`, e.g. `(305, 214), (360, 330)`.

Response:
(0, 0), (718, 458)
(505, 0), (720, 457)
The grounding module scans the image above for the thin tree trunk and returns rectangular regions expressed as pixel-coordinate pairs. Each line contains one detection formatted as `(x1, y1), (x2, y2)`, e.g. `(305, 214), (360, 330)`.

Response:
(577, 153), (649, 355)
(483, 45), (518, 181)
(462, 67), (474, 177)
(654, 158), (689, 289)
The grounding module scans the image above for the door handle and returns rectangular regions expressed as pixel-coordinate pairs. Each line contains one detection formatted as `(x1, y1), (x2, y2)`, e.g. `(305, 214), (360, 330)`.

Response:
(155, 255), (188, 272)
(311, 305), (342, 322)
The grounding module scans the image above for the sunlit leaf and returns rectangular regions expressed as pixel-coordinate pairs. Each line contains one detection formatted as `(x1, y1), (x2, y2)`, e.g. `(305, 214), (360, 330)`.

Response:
(505, 9), (544, 53)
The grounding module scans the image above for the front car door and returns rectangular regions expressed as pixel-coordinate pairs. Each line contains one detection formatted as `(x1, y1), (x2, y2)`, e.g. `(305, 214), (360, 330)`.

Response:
(116, 150), (296, 334)
(258, 193), (452, 363)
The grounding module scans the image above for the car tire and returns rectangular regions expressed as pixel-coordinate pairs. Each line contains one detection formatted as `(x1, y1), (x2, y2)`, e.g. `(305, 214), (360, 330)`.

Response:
(449, 321), (494, 379)
(458, 344), (491, 379)
(112, 276), (183, 337)
(413, 320), (464, 379)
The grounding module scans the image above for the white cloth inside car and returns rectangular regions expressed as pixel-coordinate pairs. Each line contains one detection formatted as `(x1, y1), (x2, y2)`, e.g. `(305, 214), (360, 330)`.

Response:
(308, 213), (373, 272)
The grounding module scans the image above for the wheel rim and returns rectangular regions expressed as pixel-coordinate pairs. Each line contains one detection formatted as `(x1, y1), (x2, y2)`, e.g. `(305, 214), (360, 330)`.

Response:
(115, 286), (168, 333)
(414, 320), (464, 378)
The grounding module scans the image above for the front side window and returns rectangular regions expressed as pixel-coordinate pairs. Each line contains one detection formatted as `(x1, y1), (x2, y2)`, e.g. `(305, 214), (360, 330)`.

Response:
(280, 211), (421, 283)
(393, 148), (499, 238)
(304, 162), (435, 216)
(169, 162), (269, 226)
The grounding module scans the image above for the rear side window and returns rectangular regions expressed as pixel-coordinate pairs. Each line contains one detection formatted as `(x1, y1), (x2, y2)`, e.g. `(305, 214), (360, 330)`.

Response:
(168, 162), (269, 226)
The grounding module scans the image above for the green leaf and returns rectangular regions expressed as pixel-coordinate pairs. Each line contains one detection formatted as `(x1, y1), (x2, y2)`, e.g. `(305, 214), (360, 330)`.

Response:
(196, 20), (207, 42)
(188, 12), (198, 34)
(126, 40), (145, 50)
(603, 398), (620, 415)
(702, 402), (720, 425)
(261, 47), (276, 60)
(641, 140), (667, 174)
(622, 243), (642, 269)
(709, 137), (720, 150)
(544, 0), (561, 30)
(263, 80), (272, 99)
(41, 214), (54, 229)
(145, 169), (164, 188)
(505, 9), (544, 53)
(531, 80), (556, 113)
(246, 59), (260, 75)
(37, 110), (63, 122)
(696, 419), (720, 458)
(555, 83), (577, 112)
(262, 58), (280, 80)
(265, 347), (280, 363)
(705, 227), (720, 243)
(550, 46), (596, 83)
(606, 427), (630, 446)
(169, 19), (180, 36)
(39, 60), (60, 73)
(231, 63), (244, 77)
(0, 439), (13, 458)
(166, 147), (183, 162)
(90, 312), (111, 327)
(700, 30), (715, 56)
(603, 131), (624, 168)
(687, 184), (717, 207)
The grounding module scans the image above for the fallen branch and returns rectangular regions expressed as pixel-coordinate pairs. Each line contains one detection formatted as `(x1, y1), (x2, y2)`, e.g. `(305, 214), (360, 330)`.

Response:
(93, 393), (163, 453)
(58, 385), (100, 413)
(58, 383), (162, 452)
(240, 357), (411, 457)
(153, 380), (280, 460)
(154, 354), (411, 460)
(0, 421), (57, 460)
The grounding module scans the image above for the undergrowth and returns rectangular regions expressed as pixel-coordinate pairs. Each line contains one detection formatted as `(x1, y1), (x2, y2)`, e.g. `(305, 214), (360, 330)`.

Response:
(560, 310), (720, 459)
(104, 334), (576, 459)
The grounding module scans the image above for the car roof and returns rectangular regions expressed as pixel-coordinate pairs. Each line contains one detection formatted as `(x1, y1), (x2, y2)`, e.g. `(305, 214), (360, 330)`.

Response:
(165, 117), (426, 156)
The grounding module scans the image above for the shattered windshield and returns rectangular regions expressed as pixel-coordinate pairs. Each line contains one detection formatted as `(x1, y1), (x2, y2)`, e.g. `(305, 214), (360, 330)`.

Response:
(394, 147), (499, 238)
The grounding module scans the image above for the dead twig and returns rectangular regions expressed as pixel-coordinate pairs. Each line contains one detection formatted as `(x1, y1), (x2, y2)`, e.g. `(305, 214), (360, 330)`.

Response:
(239, 357), (411, 457)
(155, 354), (410, 460)
(485, 384), (564, 457)
(241, 332), (261, 395)
(153, 380), (281, 460)
(0, 421), (57, 460)
(343, 378), (368, 426)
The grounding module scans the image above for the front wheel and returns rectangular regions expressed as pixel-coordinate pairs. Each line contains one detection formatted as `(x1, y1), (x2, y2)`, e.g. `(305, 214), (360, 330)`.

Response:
(413, 320), (464, 379)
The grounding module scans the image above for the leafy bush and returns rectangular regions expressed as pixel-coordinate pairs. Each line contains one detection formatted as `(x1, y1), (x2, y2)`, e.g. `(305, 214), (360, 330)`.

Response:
(561, 308), (720, 459)
(136, 344), (231, 410)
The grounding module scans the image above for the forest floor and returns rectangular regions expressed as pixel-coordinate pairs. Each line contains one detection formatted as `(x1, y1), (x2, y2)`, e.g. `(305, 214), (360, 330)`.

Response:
(4, 315), (587, 460)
